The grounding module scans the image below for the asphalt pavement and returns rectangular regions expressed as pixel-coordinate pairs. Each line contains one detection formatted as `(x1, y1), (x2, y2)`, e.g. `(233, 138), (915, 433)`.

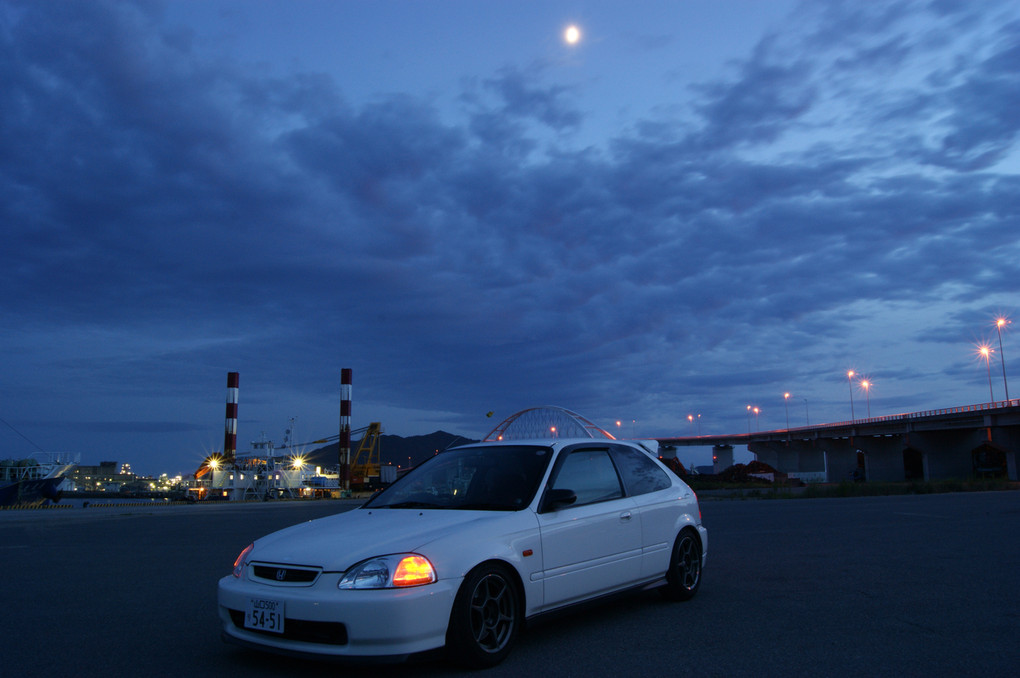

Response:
(2, 491), (1018, 677)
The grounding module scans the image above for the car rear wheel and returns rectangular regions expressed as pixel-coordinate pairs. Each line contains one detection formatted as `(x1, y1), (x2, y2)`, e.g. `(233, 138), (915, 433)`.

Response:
(661, 529), (702, 601)
(447, 563), (520, 668)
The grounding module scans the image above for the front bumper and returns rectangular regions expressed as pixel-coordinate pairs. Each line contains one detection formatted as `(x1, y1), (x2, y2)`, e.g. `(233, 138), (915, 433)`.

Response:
(217, 572), (461, 658)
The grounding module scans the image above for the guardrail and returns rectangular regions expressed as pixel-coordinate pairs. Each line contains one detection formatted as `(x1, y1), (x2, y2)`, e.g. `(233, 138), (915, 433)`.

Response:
(789, 398), (1020, 432)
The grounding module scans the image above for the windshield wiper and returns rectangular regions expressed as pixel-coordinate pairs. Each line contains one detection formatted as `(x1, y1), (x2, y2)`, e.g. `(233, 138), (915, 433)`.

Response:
(456, 502), (515, 511)
(378, 501), (444, 509)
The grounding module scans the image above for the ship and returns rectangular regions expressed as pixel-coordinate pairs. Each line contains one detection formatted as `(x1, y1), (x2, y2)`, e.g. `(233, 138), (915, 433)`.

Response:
(0, 453), (78, 507)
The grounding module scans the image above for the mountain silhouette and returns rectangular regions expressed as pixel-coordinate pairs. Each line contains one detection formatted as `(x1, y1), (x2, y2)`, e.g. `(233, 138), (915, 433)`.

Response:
(300, 430), (477, 471)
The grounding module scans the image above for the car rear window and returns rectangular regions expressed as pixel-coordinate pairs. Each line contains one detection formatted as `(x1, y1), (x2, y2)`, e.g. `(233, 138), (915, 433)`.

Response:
(611, 445), (672, 496)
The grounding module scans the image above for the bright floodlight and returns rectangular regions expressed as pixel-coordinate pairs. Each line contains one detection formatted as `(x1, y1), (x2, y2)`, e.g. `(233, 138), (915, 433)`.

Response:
(564, 25), (581, 44)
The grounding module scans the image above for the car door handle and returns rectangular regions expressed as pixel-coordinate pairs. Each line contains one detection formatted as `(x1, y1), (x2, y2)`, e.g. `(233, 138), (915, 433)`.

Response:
(619, 512), (632, 522)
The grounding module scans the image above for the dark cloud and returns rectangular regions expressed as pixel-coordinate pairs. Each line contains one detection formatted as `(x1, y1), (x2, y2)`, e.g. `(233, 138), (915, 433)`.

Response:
(1, 0), (1019, 473)
(691, 44), (817, 149)
(53, 420), (208, 434)
(481, 66), (583, 131)
(924, 22), (1020, 170)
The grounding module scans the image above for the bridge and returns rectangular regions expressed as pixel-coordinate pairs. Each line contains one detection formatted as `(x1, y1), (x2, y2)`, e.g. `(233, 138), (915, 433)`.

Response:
(657, 399), (1020, 483)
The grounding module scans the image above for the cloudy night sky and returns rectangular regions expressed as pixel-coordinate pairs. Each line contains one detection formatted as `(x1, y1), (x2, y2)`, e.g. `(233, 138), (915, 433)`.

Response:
(2, 0), (1019, 476)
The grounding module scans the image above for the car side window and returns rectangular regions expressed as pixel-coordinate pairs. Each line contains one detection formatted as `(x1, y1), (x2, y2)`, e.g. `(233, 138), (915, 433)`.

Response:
(550, 449), (623, 506)
(611, 446), (673, 496)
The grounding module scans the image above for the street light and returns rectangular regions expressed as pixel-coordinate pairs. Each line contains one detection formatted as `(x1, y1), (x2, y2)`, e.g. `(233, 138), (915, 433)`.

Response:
(753, 406), (760, 431)
(746, 405), (752, 433)
(847, 370), (856, 421)
(979, 345), (995, 402)
(995, 317), (1010, 401)
(783, 392), (791, 431)
(860, 380), (871, 418)
(697, 413), (702, 435)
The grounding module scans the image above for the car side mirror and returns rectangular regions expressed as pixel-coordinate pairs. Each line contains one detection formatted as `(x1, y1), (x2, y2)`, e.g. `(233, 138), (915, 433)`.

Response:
(542, 488), (577, 512)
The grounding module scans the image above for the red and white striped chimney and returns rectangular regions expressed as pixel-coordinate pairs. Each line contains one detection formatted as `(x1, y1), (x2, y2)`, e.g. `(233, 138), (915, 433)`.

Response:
(224, 372), (239, 462)
(339, 368), (352, 492)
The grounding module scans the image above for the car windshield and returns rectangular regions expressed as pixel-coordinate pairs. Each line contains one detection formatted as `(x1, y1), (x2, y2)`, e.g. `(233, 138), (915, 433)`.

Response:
(363, 445), (553, 511)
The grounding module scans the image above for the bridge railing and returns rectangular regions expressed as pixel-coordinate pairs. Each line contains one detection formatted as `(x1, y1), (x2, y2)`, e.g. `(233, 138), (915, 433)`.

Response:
(786, 398), (1020, 433)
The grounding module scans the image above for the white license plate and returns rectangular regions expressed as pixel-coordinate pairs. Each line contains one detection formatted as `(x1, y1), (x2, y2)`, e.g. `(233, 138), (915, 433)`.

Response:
(245, 597), (285, 634)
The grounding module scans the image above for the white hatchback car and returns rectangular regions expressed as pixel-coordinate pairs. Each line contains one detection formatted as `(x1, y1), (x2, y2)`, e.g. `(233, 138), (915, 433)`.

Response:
(218, 438), (707, 667)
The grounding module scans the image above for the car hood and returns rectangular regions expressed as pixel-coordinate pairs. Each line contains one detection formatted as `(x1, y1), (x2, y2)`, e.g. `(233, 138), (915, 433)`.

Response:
(249, 507), (506, 571)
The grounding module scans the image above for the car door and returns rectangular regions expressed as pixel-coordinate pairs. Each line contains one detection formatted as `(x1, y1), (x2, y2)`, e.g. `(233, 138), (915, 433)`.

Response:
(536, 446), (642, 609)
(609, 444), (680, 579)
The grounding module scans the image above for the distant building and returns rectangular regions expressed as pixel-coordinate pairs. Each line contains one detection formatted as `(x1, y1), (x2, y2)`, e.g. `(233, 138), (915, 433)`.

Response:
(68, 461), (136, 492)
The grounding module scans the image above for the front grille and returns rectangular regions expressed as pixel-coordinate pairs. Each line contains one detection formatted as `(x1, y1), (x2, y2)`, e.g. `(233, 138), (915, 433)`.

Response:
(229, 609), (348, 646)
(251, 564), (320, 584)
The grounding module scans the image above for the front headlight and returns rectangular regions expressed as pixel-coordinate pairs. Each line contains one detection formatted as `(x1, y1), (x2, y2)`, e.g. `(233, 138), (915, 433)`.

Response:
(338, 554), (437, 589)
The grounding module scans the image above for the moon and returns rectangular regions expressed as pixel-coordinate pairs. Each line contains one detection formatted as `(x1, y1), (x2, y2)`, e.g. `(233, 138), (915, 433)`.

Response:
(564, 25), (581, 45)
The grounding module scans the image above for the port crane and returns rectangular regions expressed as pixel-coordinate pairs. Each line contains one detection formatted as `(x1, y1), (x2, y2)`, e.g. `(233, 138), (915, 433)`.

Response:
(349, 422), (382, 486)
(299, 422), (384, 488)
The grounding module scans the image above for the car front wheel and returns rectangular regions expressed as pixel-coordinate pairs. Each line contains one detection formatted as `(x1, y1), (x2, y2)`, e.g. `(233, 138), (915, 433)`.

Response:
(446, 563), (520, 668)
(662, 529), (702, 601)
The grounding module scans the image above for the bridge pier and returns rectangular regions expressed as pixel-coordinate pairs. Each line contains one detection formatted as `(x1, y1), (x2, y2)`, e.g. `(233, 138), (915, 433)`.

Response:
(903, 429), (976, 479)
(853, 435), (923, 482)
(712, 445), (733, 474)
(992, 425), (1020, 481)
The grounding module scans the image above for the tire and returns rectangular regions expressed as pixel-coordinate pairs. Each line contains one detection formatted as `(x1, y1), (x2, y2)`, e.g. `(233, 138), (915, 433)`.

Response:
(661, 529), (702, 601)
(446, 563), (521, 668)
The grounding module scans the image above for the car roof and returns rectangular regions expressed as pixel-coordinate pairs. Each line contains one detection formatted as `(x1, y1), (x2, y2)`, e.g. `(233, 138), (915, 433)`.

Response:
(452, 438), (657, 453)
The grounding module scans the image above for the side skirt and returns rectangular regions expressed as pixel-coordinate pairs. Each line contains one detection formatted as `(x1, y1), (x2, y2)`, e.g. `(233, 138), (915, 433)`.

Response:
(523, 576), (668, 629)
